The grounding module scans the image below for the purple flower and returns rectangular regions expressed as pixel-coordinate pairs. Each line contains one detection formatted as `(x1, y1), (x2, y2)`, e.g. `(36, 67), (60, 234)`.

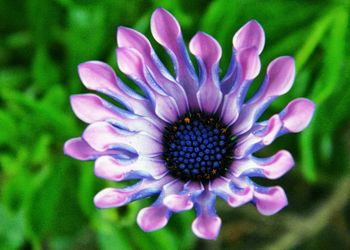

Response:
(64, 8), (315, 240)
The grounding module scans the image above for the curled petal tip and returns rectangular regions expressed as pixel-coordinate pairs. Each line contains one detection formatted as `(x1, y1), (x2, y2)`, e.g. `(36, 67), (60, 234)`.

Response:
(94, 188), (129, 208)
(233, 19), (265, 54)
(64, 137), (96, 160)
(266, 56), (295, 96)
(151, 8), (181, 46)
(117, 26), (152, 54)
(255, 186), (288, 216)
(281, 98), (315, 133)
(137, 206), (170, 232)
(189, 32), (222, 64)
(192, 215), (221, 240)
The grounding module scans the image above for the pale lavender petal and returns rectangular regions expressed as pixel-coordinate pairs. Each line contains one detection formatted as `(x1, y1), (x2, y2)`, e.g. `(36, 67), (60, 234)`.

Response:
(94, 176), (171, 208)
(233, 20), (265, 54)
(163, 181), (204, 212)
(78, 61), (158, 121)
(94, 155), (167, 181)
(163, 194), (193, 212)
(117, 47), (180, 123)
(234, 97), (314, 159)
(253, 186), (288, 216)
(237, 47), (261, 81)
(117, 27), (189, 114)
(63, 137), (130, 160)
(233, 56), (295, 135)
(137, 204), (171, 232)
(221, 48), (260, 125)
(70, 94), (162, 138)
(234, 115), (282, 159)
(82, 122), (162, 156)
(151, 8), (199, 109)
(210, 177), (253, 207)
(231, 150), (294, 179)
(192, 191), (221, 240)
(280, 98), (315, 133)
(190, 32), (223, 113)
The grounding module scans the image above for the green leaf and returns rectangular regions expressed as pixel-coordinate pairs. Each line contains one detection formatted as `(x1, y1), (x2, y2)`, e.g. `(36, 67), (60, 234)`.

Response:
(0, 205), (25, 250)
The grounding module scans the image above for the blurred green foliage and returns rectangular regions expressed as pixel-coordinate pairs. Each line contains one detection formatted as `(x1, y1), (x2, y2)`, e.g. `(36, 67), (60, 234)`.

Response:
(1, 0), (350, 249)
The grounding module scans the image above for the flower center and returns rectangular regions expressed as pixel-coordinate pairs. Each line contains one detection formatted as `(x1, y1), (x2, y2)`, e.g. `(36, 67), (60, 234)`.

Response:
(162, 112), (235, 182)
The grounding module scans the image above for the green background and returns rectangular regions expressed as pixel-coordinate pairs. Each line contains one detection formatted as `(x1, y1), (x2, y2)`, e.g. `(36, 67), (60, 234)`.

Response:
(1, 0), (350, 249)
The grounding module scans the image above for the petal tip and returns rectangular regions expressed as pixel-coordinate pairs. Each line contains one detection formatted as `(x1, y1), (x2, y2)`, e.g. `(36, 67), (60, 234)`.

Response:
(233, 19), (265, 54)
(192, 215), (221, 240)
(137, 206), (169, 232)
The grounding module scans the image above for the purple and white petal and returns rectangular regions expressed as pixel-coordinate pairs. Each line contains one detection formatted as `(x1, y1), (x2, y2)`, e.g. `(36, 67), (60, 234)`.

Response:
(117, 47), (180, 123)
(70, 94), (162, 138)
(233, 20), (265, 54)
(233, 56), (295, 135)
(82, 122), (162, 156)
(78, 61), (159, 122)
(192, 191), (221, 240)
(64, 137), (133, 160)
(117, 27), (189, 114)
(253, 185), (288, 216)
(221, 47), (261, 125)
(163, 181), (204, 212)
(210, 177), (253, 207)
(137, 204), (171, 232)
(151, 8), (199, 109)
(94, 155), (168, 181)
(190, 32), (223, 114)
(231, 150), (294, 179)
(234, 115), (283, 159)
(279, 98), (315, 133)
(94, 176), (172, 208)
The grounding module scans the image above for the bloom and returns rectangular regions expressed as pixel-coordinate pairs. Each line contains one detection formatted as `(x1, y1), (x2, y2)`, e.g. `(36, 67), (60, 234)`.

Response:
(64, 8), (315, 240)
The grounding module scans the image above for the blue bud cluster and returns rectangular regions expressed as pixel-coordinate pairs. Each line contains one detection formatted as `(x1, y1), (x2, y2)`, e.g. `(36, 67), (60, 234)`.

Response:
(162, 112), (234, 182)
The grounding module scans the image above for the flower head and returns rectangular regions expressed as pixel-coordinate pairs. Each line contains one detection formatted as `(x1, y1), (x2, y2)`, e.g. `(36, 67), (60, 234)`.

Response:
(64, 8), (315, 240)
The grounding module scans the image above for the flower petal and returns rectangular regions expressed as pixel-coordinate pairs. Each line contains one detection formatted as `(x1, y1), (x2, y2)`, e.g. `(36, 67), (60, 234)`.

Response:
(117, 27), (189, 114)
(63, 137), (132, 160)
(280, 98), (315, 133)
(190, 32), (223, 113)
(234, 97), (314, 158)
(163, 181), (204, 212)
(233, 56), (295, 135)
(221, 48), (260, 125)
(94, 176), (172, 208)
(94, 155), (167, 181)
(233, 20), (265, 54)
(253, 186), (288, 215)
(70, 94), (162, 138)
(137, 204), (171, 232)
(192, 191), (221, 240)
(231, 150), (294, 179)
(210, 177), (253, 207)
(234, 115), (282, 159)
(151, 8), (199, 109)
(117, 47), (180, 123)
(82, 122), (162, 156)
(78, 61), (158, 120)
